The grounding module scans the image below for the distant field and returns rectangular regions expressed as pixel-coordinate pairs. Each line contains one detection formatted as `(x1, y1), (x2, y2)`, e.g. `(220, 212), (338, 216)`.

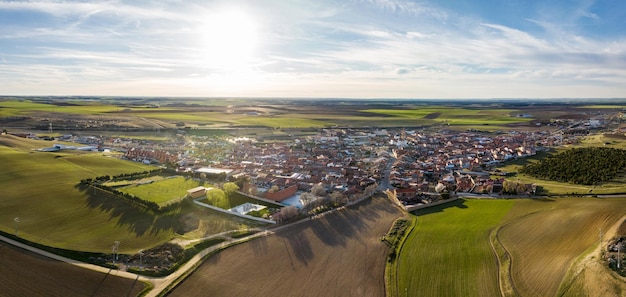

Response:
(396, 198), (626, 297)
(117, 176), (206, 206)
(362, 107), (532, 126)
(234, 116), (330, 128)
(0, 99), (168, 116)
(397, 199), (515, 297)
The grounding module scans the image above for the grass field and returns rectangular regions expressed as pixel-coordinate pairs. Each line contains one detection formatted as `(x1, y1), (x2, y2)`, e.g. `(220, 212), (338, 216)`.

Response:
(117, 176), (206, 206)
(362, 107), (533, 126)
(397, 199), (515, 297)
(0, 135), (252, 253)
(0, 135), (174, 251)
(396, 198), (626, 297)
(168, 195), (403, 297)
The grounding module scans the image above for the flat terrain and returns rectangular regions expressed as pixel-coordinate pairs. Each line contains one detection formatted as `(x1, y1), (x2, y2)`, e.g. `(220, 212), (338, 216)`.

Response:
(117, 176), (206, 206)
(168, 195), (403, 297)
(397, 198), (626, 297)
(0, 241), (147, 297)
(397, 199), (515, 297)
(0, 135), (172, 251)
(499, 198), (626, 297)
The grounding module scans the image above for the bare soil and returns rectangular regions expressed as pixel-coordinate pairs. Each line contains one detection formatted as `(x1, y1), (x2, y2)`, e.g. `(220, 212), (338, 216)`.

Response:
(559, 215), (626, 297)
(168, 195), (403, 297)
(0, 242), (147, 297)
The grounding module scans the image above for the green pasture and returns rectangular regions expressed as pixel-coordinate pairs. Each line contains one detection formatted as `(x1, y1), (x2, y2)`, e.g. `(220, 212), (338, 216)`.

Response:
(0, 100), (118, 115)
(234, 116), (330, 128)
(0, 135), (252, 253)
(117, 176), (207, 206)
(203, 191), (280, 210)
(136, 112), (227, 123)
(397, 199), (515, 297)
(362, 107), (532, 126)
(0, 99), (186, 117)
(397, 198), (626, 297)
(580, 105), (625, 109)
(0, 139), (170, 252)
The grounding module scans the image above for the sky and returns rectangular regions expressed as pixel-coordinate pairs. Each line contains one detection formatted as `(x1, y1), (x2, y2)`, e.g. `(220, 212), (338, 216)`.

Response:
(0, 0), (625, 99)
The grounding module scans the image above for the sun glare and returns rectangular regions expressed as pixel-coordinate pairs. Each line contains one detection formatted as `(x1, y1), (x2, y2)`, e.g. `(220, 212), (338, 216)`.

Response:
(199, 9), (259, 72)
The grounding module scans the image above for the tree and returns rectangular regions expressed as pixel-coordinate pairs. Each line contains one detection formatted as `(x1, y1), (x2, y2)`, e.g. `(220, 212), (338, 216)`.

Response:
(363, 183), (378, 197)
(299, 192), (315, 206)
(435, 183), (446, 193)
(330, 191), (347, 206)
(206, 189), (227, 208)
(311, 183), (327, 197)
(268, 185), (279, 193)
(222, 182), (239, 197)
(279, 206), (298, 221)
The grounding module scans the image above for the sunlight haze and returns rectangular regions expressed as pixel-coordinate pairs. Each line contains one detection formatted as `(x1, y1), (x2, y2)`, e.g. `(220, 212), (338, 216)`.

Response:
(0, 0), (625, 98)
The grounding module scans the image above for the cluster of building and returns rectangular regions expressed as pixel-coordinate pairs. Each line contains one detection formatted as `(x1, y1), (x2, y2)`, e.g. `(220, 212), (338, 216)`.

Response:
(199, 128), (561, 204)
(16, 109), (621, 208)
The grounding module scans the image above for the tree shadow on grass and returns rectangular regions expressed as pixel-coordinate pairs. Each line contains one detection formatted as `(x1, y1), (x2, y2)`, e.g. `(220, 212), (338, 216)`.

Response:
(411, 198), (469, 216)
(77, 184), (178, 237)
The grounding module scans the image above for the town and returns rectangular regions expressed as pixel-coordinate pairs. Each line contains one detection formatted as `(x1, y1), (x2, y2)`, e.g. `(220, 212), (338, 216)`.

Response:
(14, 109), (622, 215)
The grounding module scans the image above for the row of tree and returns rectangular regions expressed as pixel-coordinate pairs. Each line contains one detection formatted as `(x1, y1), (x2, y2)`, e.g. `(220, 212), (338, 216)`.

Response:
(520, 147), (626, 185)
(299, 183), (378, 215)
(78, 170), (181, 213)
(79, 169), (163, 184)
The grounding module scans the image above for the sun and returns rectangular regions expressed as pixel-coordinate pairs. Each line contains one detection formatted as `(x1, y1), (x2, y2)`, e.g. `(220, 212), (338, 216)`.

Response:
(199, 8), (259, 72)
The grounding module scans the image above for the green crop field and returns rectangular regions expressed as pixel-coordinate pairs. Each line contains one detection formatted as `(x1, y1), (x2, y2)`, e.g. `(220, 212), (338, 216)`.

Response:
(396, 198), (626, 297)
(396, 199), (515, 297)
(0, 135), (253, 253)
(117, 176), (207, 206)
(234, 116), (331, 128)
(362, 107), (532, 126)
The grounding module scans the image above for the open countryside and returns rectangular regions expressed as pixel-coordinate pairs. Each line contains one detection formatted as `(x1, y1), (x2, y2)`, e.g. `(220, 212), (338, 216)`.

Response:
(0, 97), (625, 297)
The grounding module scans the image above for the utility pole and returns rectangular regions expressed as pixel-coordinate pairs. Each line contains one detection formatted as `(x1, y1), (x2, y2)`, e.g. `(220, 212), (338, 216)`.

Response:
(599, 228), (603, 248)
(14, 217), (19, 236)
(619, 242), (623, 269)
(112, 241), (120, 264)
(138, 249), (144, 271)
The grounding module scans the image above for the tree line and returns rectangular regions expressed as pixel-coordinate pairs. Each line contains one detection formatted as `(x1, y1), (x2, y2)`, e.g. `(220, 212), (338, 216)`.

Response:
(78, 169), (182, 213)
(520, 147), (626, 185)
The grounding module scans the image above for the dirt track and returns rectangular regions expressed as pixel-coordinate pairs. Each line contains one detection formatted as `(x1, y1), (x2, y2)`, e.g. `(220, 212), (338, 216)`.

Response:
(168, 195), (403, 297)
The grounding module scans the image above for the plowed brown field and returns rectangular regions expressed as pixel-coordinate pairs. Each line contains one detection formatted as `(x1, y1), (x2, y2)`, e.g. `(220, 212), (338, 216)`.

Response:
(0, 242), (147, 297)
(168, 195), (403, 297)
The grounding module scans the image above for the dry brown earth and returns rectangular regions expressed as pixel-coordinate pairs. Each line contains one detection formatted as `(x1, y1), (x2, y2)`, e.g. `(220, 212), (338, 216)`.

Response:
(168, 195), (403, 297)
(0, 242), (147, 297)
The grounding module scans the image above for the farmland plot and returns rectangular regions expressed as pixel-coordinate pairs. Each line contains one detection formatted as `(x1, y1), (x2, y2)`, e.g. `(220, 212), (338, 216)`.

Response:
(168, 195), (403, 297)
(397, 199), (514, 297)
(499, 198), (626, 297)
(0, 242), (147, 297)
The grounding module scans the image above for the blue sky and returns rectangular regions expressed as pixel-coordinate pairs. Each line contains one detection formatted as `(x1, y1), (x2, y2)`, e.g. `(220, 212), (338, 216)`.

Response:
(0, 0), (625, 98)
